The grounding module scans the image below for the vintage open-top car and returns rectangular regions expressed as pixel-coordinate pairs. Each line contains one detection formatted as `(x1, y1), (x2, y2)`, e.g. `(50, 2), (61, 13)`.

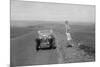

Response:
(36, 30), (56, 51)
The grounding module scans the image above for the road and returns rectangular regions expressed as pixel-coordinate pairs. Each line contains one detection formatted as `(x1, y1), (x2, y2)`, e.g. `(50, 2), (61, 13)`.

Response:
(11, 30), (63, 66)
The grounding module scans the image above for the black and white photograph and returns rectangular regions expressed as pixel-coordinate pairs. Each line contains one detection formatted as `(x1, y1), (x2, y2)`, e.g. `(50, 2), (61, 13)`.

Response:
(10, 0), (95, 67)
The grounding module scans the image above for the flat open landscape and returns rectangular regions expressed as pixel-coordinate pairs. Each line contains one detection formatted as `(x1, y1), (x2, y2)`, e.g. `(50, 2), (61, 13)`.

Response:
(10, 21), (95, 66)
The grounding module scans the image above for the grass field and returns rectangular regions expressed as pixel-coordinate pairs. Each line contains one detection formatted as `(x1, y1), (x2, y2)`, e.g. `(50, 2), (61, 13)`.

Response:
(10, 21), (95, 66)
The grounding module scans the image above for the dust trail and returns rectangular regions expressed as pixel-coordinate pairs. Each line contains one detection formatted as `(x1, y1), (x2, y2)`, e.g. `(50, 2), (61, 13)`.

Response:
(53, 33), (65, 64)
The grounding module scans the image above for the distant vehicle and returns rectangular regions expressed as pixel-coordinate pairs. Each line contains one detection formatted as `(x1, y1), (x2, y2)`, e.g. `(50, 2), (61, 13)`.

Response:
(36, 30), (56, 51)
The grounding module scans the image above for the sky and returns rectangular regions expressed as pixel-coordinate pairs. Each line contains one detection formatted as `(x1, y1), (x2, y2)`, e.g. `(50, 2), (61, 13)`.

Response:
(11, 0), (95, 23)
